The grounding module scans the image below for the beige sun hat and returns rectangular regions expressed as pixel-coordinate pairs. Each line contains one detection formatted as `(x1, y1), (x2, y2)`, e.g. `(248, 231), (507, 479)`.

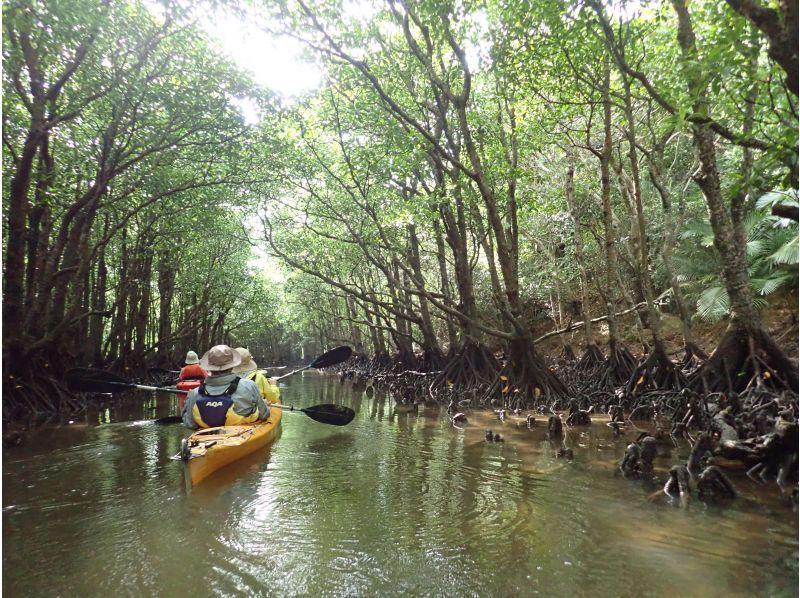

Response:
(185, 350), (200, 365)
(199, 345), (242, 372)
(232, 347), (258, 374)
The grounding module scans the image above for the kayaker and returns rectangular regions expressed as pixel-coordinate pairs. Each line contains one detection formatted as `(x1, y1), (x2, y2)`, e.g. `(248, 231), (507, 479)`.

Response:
(181, 344), (270, 429)
(178, 350), (208, 382)
(232, 347), (280, 405)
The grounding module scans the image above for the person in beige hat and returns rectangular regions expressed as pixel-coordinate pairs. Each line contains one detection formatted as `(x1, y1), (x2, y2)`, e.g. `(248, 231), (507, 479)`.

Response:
(233, 347), (280, 405)
(181, 344), (270, 429)
(178, 350), (207, 382)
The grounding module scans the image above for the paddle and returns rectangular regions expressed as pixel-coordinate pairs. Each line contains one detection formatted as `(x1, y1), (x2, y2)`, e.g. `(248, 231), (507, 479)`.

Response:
(274, 345), (353, 381)
(131, 346), (352, 387)
(153, 404), (355, 426)
(67, 345), (356, 426)
(66, 367), (185, 395)
(166, 346), (355, 425)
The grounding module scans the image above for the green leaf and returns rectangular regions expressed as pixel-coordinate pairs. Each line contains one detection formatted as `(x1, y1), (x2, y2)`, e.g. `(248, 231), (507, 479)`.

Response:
(768, 235), (799, 266)
(696, 286), (729, 323)
(755, 189), (798, 210)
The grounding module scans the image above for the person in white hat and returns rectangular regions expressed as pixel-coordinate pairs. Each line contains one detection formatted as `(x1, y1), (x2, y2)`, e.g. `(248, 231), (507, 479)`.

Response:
(178, 350), (208, 382)
(181, 344), (270, 429)
(232, 347), (280, 405)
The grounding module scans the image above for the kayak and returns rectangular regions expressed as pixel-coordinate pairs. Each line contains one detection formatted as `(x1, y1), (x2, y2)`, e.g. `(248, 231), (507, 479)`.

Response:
(176, 403), (283, 487)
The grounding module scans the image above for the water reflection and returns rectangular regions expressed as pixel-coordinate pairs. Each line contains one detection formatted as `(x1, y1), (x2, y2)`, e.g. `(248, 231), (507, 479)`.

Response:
(3, 375), (798, 597)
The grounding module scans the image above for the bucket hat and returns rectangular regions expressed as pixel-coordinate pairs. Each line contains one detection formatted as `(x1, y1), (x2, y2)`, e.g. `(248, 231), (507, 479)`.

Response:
(185, 350), (200, 365)
(200, 345), (242, 372)
(232, 347), (258, 374)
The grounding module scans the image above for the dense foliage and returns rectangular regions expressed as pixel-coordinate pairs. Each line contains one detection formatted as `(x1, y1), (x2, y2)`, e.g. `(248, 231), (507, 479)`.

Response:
(3, 0), (797, 417)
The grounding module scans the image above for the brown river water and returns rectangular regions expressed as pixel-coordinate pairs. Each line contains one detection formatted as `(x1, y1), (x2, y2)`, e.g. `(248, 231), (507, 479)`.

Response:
(3, 375), (798, 596)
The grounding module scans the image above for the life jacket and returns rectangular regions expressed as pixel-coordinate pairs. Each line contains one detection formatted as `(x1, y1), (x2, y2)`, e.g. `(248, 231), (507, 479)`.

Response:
(179, 364), (208, 381)
(191, 377), (259, 428)
(245, 370), (268, 385)
(245, 370), (280, 404)
(176, 380), (203, 392)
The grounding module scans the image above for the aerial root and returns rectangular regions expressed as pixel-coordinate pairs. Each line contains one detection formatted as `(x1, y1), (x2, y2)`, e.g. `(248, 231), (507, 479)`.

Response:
(600, 340), (637, 389)
(690, 325), (798, 394)
(577, 343), (605, 371)
(627, 342), (687, 395)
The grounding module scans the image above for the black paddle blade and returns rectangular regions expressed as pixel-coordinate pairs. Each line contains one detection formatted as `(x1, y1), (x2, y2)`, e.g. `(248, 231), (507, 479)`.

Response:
(300, 404), (356, 426)
(309, 346), (353, 369)
(66, 368), (133, 394)
(154, 415), (183, 425)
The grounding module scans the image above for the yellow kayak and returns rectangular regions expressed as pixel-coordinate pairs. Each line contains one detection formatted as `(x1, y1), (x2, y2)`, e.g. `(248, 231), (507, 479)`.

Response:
(177, 403), (283, 487)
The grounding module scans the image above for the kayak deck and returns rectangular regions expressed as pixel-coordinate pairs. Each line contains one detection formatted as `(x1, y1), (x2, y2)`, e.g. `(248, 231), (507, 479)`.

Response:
(176, 404), (282, 487)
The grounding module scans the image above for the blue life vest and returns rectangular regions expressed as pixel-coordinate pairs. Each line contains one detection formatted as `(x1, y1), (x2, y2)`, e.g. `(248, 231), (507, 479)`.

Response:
(193, 377), (240, 428)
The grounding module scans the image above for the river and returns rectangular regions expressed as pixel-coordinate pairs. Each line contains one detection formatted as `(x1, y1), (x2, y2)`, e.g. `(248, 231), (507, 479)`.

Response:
(3, 374), (798, 596)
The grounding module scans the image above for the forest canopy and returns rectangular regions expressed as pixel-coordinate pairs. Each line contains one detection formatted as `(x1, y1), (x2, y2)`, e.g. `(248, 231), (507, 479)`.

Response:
(2, 0), (797, 418)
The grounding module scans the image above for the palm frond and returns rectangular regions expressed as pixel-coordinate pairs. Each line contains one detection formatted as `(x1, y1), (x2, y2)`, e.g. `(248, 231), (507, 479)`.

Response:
(755, 189), (799, 211)
(746, 238), (767, 259)
(678, 220), (715, 246)
(755, 273), (795, 296)
(696, 286), (730, 323)
(744, 211), (771, 242)
(767, 234), (799, 266)
(680, 204), (797, 322)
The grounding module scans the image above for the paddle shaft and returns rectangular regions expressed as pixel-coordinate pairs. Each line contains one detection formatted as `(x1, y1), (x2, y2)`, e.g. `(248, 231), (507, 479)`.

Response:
(109, 380), (185, 395)
(268, 403), (314, 413)
(143, 361), (326, 391)
(274, 364), (313, 382)
(156, 402), (353, 425)
(102, 375), (284, 395)
(156, 406), (297, 425)
(68, 346), (352, 416)
(274, 346), (352, 382)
